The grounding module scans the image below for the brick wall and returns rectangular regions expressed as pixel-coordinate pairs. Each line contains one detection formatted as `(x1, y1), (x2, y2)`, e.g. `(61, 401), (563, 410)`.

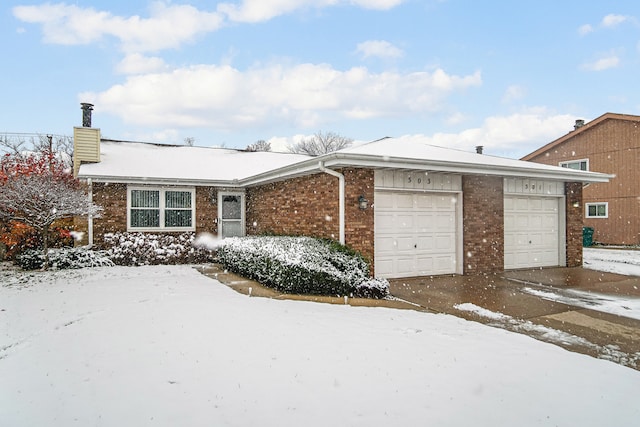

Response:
(343, 169), (375, 264)
(246, 173), (340, 239)
(93, 182), (127, 245)
(195, 186), (218, 235)
(462, 175), (504, 274)
(246, 168), (375, 266)
(565, 182), (583, 267)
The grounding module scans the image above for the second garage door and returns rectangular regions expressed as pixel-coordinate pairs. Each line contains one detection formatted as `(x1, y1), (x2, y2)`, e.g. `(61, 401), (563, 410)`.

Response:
(504, 195), (561, 269)
(375, 191), (459, 278)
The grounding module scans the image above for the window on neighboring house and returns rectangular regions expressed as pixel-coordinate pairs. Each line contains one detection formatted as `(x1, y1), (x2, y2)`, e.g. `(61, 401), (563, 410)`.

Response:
(128, 187), (195, 231)
(585, 202), (608, 218)
(559, 159), (589, 171)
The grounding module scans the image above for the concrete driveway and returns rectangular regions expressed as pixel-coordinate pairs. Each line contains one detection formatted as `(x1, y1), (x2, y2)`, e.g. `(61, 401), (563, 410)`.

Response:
(389, 267), (640, 370)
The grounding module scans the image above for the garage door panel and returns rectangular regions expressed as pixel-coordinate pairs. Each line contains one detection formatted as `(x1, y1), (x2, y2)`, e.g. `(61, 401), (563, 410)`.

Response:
(505, 195), (560, 269)
(415, 213), (435, 230)
(376, 191), (459, 278)
(396, 194), (414, 209)
(396, 237), (415, 252)
(416, 236), (435, 250)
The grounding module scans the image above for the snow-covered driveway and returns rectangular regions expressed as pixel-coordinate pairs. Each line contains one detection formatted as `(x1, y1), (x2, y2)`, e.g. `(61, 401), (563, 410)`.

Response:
(1, 264), (639, 426)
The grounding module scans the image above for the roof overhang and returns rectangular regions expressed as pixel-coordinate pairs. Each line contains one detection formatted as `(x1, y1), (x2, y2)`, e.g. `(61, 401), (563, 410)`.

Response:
(239, 152), (613, 186)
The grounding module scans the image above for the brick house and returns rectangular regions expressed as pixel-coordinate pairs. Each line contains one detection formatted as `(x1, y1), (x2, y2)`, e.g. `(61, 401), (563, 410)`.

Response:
(522, 113), (640, 245)
(74, 110), (610, 279)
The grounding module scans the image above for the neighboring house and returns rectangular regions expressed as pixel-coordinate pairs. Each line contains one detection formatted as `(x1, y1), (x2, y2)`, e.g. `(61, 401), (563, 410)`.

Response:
(73, 108), (610, 279)
(522, 113), (640, 246)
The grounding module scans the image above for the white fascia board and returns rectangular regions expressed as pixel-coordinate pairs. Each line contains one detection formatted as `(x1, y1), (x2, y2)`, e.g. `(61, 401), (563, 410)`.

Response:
(319, 154), (613, 183)
(77, 174), (239, 187)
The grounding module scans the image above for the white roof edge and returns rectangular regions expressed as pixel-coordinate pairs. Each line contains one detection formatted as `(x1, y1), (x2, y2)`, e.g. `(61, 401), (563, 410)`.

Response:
(79, 152), (613, 187)
(79, 174), (240, 187)
(241, 153), (613, 185)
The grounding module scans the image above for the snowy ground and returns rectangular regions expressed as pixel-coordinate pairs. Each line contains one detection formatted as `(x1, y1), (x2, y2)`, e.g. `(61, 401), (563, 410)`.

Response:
(583, 247), (640, 277)
(1, 263), (639, 426)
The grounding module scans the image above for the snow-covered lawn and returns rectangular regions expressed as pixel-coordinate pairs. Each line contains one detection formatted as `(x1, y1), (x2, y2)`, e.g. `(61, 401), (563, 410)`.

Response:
(1, 264), (639, 426)
(584, 247), (640, 277)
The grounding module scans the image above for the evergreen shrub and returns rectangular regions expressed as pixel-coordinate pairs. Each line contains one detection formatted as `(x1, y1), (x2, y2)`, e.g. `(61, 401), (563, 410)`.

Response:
(217, 236), (389, 298)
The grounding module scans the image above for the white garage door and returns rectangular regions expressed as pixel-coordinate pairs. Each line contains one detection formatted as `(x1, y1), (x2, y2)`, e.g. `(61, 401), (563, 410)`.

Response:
(375, 191), (458, 278)
(504, 196), (560, 269)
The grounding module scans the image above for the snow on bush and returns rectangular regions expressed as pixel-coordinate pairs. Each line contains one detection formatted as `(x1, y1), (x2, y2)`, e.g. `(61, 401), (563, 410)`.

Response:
(217, 236), (389, 299)
(16, 247), (114, 270)
(104, 232), (216, 266)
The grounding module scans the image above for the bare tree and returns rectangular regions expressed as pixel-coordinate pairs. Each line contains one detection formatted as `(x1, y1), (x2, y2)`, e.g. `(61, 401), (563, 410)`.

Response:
(0, 133), (73, 168)
(288, 131), (353, 156)
(0, 152), (102, 268)
(245, 140), (271, 152)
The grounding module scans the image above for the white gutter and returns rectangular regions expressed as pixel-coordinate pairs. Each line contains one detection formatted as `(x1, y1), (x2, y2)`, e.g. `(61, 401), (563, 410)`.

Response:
(318, 161), (345, 245)
(87, 178), (94, 247)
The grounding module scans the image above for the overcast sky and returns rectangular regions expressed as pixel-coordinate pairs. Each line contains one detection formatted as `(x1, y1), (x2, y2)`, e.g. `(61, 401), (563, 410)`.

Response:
(2, 1), (639, 158)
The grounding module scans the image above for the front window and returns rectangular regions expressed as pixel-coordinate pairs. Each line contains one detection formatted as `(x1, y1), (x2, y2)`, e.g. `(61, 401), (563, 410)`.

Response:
(128, 187), (194, 231)
(585, 202), (608, 218)
(560, 159), (589, 171)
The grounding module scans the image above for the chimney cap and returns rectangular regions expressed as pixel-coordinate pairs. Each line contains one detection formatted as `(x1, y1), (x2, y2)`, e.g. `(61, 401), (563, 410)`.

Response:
(574, 119), (585, 130)
(475, 145), (484, 154)
(81, 102), (94, 127)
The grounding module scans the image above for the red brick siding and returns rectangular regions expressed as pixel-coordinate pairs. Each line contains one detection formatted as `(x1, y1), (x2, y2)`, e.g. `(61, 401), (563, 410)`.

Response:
(343, 169), (375, 265)
(462, 176), (504, 274)
(93, 183), (127, 245)
(195, 187), (218, 235)
(246, 173), (340, 239)
(246, 168), (375, 266)
(565, 182), (583, 267)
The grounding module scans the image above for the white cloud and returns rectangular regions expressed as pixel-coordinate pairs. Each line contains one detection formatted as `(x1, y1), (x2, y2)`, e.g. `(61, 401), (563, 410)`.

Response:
(356, 40), (404, 59)
(501, 85), (526, 103)
(578, 24), (593, 36)
(401, 111), (576, 157)
(601, 14), (630, 28)
(116, 54), (168, 75)
(581, 53), (620, 71)
(218, 0), (404, 23)
(80, 63), (481, 130)
(13, 2), (224, 53)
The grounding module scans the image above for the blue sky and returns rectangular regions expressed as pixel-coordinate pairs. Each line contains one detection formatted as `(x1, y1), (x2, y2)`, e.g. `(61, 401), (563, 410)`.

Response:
(2, 0), (639, 158)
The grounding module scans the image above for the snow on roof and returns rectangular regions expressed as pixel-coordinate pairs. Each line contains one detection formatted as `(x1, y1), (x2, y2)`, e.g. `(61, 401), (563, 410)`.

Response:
(324, 136), (612, 181)
(79, 136), (612, 185)
(78, 140), (311, 183)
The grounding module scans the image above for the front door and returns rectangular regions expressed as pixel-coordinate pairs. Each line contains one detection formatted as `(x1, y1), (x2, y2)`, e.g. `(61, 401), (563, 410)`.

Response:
(218, 192), (245, 238)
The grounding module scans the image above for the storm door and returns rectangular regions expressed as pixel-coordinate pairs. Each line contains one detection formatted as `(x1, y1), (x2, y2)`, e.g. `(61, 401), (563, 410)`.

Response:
(218, 192), (245, 238)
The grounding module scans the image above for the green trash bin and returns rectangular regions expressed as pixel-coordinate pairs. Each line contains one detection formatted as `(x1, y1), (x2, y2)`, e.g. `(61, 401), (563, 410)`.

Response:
(583, 227), (594, 247)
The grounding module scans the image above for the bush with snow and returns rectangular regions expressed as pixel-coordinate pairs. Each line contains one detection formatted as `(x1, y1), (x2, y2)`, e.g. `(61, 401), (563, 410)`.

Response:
(16, 247), (114, 270)
(104, 232), (216, 266)
(217, 236), (389, 298)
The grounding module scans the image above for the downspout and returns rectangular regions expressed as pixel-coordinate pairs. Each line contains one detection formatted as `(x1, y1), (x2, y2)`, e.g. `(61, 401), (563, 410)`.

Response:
(318, 162), (345, 245)
(87, 178), (94, 247)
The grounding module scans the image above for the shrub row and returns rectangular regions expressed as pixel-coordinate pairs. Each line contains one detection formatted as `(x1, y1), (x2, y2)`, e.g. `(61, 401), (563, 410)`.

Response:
(16, 247), (114, 270)
(217, 236), (389, 299)
(103, 232), (216, 266)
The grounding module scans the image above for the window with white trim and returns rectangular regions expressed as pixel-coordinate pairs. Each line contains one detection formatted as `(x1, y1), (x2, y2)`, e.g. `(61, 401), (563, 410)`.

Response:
(559, 159), (589, 171)
(585, 202), (608, 218)
(128, 187), (195, 231)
